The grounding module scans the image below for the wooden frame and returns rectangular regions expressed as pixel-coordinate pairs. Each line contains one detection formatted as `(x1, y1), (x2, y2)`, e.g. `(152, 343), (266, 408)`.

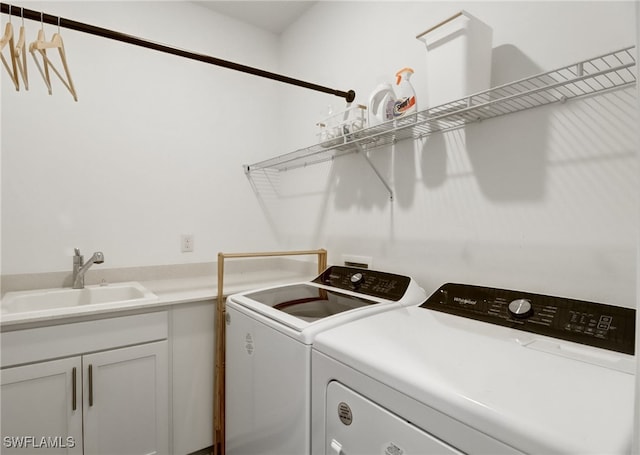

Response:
(213, 249), (327, 455)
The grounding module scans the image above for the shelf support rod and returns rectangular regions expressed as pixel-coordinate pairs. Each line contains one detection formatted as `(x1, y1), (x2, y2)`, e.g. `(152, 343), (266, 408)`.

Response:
(356, 143), (393, 201)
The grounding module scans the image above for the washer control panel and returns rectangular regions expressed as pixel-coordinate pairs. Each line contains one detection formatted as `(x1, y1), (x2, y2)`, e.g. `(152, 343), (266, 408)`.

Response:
(313, 266), (410, 301)
(421, 283), (636, 355)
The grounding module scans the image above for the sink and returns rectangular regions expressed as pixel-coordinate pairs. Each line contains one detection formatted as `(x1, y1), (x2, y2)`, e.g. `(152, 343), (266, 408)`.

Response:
(1, 282), (158, 315)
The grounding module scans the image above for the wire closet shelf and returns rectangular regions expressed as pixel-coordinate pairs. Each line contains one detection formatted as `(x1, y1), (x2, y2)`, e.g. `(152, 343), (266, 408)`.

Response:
(245, 46), (637, 173)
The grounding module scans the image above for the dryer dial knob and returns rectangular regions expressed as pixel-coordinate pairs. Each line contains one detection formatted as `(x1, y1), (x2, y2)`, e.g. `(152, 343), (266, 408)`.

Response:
(508, 299), (533, 318)
(350, 273), (364, 287)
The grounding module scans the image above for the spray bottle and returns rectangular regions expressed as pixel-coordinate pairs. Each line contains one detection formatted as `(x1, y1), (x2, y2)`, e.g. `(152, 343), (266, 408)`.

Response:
(392, 67), (417, 118)
(368, 68), (418, 125)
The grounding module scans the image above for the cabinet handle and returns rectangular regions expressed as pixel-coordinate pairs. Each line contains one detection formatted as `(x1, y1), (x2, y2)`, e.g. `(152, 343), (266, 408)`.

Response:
(72, 367), (77, 411)
(88, 364), (93, 407)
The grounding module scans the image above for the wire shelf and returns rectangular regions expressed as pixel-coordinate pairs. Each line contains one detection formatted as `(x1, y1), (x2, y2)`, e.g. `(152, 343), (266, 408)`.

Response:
(245, 46), (636, 173)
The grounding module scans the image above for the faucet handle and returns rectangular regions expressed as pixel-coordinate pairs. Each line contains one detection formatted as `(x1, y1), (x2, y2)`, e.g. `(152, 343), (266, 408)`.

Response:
(74, 248), (81, 256)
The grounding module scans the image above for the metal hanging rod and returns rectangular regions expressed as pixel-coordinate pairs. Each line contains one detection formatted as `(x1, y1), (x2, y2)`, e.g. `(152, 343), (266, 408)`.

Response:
(0, 2), (356, 102)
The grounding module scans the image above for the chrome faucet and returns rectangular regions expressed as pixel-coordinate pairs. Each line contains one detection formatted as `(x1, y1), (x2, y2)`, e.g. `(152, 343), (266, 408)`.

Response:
(72, 248), (105, 289)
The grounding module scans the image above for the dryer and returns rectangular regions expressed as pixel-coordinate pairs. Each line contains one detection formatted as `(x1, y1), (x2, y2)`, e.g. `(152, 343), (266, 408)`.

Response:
(311, 283), (636, 454)
(225, 265), (426, 455)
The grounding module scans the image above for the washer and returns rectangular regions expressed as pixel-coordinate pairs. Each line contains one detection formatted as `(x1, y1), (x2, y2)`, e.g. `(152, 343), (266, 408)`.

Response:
(224, 265), (426, 455)
(312, 283), (636, 455)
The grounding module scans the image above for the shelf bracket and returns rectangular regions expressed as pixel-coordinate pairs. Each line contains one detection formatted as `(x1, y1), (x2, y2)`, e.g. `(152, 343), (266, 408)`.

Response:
(356, 143), (394, 201)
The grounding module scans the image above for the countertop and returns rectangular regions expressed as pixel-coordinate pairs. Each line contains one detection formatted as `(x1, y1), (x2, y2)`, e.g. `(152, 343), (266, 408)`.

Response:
(0, 267), (316, 329)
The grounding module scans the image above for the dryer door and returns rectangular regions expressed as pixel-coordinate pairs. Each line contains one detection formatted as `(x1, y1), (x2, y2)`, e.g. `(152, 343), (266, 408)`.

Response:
(325, 381), (462, 455)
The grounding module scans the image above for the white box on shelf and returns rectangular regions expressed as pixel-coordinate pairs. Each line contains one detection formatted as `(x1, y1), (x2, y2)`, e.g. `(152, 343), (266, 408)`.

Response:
(417, 10), (493, 108)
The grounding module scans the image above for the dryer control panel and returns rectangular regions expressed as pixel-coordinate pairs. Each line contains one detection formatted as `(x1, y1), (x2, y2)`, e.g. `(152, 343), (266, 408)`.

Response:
(313, 266), (410, 301)
(422, 283), (636, 355)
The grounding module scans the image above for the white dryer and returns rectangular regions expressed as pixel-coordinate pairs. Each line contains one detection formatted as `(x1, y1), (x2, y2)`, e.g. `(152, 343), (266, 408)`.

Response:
(312, 283), (636, 454)
(224, 265), (426, 455)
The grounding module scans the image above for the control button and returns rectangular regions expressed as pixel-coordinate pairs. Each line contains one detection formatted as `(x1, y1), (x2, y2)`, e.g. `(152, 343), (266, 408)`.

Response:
(597, 316), (612, 330)
(508, 299), (533, 319)
(350, 272), (364, 287)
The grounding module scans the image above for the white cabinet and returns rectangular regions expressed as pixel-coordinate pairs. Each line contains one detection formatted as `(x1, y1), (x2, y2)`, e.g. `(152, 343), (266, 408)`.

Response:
(1, 312), (169, 455)
(1, 357), (83, 454)
(83, 341), (169, 455)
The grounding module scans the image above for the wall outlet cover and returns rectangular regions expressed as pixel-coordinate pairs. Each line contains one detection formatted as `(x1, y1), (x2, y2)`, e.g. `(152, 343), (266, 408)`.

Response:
(181, 234), (194, 253)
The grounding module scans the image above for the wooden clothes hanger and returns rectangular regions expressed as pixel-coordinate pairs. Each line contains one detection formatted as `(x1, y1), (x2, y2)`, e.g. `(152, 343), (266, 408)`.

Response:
(29, 17), (77, 101)
(13, 10), (28, 90)
(0, 11), (19, 91)
(29, 26), (51, 95)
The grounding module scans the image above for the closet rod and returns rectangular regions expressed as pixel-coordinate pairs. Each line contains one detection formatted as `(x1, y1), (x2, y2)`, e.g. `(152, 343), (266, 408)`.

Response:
(0, 2), (356, 102)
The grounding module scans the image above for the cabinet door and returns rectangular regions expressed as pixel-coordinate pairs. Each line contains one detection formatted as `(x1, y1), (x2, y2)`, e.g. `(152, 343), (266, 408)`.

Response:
(1, 357), (83, 454)
(83, 341), (169, 455)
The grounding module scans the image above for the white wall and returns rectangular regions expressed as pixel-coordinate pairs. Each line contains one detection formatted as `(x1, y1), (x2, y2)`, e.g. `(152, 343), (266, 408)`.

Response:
(271, 1), (639, 306)
(1, 1), (283, 274)
(2, 1), (638, 309)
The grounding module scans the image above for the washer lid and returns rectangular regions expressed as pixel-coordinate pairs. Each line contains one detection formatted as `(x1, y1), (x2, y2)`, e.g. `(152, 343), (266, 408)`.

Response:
(228, 266), (425, 343)
(243, 284), (378, 323)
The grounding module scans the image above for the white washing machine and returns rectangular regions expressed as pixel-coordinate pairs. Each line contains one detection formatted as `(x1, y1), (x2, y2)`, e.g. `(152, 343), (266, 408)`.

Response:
(225, 265), (426, 455)
(311, 282), (636, 455)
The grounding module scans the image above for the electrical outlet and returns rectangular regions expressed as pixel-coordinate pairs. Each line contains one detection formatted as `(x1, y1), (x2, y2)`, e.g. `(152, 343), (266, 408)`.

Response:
(181, 234), (194, 253)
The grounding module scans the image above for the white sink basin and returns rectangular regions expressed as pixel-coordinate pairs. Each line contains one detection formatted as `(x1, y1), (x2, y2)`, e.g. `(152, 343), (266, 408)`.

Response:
(1, 282), (158, 315)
